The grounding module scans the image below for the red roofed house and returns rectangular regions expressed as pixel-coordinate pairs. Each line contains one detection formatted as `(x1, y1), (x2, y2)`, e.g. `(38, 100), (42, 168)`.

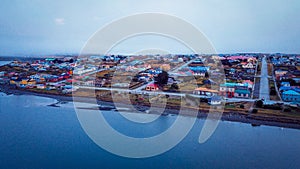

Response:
(146, 83), (159, 91)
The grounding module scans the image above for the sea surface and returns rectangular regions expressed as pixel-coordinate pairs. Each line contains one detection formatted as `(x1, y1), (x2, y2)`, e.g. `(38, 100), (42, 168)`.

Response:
(0, 61), (11, 66)
(0, 93), (300, 169)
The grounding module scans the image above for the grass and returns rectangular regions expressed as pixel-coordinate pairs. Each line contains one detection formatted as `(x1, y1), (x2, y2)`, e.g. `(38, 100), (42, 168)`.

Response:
(256, 62), (262, 75)
(253, 77), (260, 99)
(267, 63), (273, 76)
(269, 79), (281, 101)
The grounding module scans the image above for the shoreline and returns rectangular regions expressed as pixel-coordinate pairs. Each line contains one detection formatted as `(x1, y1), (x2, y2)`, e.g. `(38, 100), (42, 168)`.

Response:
(1, 87), (300, 130)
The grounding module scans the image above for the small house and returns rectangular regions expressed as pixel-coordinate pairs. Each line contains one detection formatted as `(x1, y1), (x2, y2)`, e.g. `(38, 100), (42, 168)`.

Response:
(242, 62), (255, 69)
(36, 84), (46, 89)
(209, 95), (222, 105)
(194, 87), (218, 96)
(146, 83), (159, 91)
(234, 89), (251, 98)
(0, 71), (6, 77)
(219, 83), (236, 98)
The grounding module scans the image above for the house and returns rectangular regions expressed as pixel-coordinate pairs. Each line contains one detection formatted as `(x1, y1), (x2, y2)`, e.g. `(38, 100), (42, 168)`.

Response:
(234, 89), (251, 98)
(28, 79), (36, 86)
(148, 69), (162, 77)
(0, 71), (6, 77)
(209, 95), (222, 105)
(242, 62), (255, 69)
(219, 83), (250, 98)
(282, 90), (300, 102)
(194, 87), (218, 96)
(19, 79), (29, 88)
(219, 83), (236, 98)
(281, 82), (291, 87)
(36, 84), (46, 89)
(275, 70), (288, 80)
(292, 78), (300, 84)
(10, 77), (22, 86)
(189, 66), (209, 77)
(62, 85), (78, 94)
(167, 77), (176, 85)
(146, 83), (159, 91)
(242, 80), (254, 89)
(229, 68), (236, 75)
(279, 86), (292, 93)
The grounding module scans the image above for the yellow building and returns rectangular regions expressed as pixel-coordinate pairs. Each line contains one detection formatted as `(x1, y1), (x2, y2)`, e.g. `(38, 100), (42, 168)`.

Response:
(20, 79), (29, 85)
(28, 79), (36, 85)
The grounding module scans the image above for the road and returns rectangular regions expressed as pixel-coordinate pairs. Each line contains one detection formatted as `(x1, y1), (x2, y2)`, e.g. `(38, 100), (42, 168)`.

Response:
(259, 56), (270, 100)
(76, 85), (258, 103)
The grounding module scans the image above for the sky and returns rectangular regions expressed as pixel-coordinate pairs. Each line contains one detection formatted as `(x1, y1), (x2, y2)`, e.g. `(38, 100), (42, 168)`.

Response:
(0, 0), (300, 56)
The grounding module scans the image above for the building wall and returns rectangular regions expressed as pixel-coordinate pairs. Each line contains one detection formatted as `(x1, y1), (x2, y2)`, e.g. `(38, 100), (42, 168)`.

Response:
(234, 93), (249, 98)
(282, 94), (300, 102)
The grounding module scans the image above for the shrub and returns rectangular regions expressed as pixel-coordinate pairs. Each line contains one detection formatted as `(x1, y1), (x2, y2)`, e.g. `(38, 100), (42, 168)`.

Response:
(252, 109), (258, 114)
(255, 100), (263, 108)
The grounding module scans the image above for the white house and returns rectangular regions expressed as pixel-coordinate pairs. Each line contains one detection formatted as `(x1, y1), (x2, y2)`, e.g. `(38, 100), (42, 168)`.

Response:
(242, 62), (255, 69)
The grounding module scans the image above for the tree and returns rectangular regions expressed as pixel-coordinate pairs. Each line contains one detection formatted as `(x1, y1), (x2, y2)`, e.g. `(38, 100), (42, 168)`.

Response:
(169, 83), (179, 92)
(240, 104), (245, 109)
(155, 71), (169, 86)
(171, 83), (179, 90)
(270, 87), (276, 95)
(255, 100), (264, 108)
(251, 108), (258, 114)
(205, 72), (209, 78)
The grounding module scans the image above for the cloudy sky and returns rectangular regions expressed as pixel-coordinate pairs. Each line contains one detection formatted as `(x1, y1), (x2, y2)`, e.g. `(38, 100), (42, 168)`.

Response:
(0, 0), (300, 55)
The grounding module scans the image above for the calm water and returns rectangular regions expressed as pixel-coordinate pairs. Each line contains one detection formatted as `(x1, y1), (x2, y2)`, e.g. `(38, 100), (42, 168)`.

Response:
(0, 93), (300, 169)
(0, 61), (11, 66)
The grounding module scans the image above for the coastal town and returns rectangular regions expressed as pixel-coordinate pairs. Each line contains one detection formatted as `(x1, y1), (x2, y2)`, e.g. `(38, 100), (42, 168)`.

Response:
(1, 53), (300, 127)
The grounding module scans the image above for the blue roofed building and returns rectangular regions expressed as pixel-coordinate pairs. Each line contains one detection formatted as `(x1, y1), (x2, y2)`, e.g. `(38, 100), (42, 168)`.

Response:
(234, 89), (251, 98)
(282, 90), (300, 102)
(281, 82), (290, 87)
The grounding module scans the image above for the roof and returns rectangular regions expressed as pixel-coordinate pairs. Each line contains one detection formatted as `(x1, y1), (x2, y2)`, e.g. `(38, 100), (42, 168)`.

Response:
(220, 83), (248, 87)
(242, 80), (254, 85)
(292, 78), (300, 81)
(235, 89), (250, 94)
(283, 90), (300, 96)
(147, 83), (158, 88)
(220, 83), (237, 87)
(189, 66), (209, 72)
(211, 95), (222, 101)
(281, 82), (290, 85)
(194, 87), (218, 93)
(279, 86), (292, 91)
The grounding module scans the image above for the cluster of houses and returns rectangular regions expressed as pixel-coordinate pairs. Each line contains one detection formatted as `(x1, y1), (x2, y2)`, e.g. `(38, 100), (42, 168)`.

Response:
(0, 54), (258, 101)
(192, 81), (253, 99)
(190, 55), (256, 99)
(0, 57), (80, 93)
(140, 54), (256, 100)
(271, 54), (300, 102)
(5, 72), (78, 93)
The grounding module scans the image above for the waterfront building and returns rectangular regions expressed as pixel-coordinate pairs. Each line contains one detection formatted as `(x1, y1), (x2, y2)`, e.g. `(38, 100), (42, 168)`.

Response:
(193, 87), (218, 96)
(146, 83), (159, 91)
(282, 90), (300, 102)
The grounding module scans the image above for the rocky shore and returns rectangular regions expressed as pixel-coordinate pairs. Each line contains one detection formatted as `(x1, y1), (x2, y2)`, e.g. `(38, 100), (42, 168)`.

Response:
(1, 85), (300, 130)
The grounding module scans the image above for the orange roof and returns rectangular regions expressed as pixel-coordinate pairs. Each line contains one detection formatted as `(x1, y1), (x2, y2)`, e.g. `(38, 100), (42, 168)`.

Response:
(194, 87), (218, 93)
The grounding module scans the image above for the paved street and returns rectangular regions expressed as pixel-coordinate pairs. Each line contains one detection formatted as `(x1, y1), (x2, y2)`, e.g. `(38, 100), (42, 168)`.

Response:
(259, 56), (270, 100)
